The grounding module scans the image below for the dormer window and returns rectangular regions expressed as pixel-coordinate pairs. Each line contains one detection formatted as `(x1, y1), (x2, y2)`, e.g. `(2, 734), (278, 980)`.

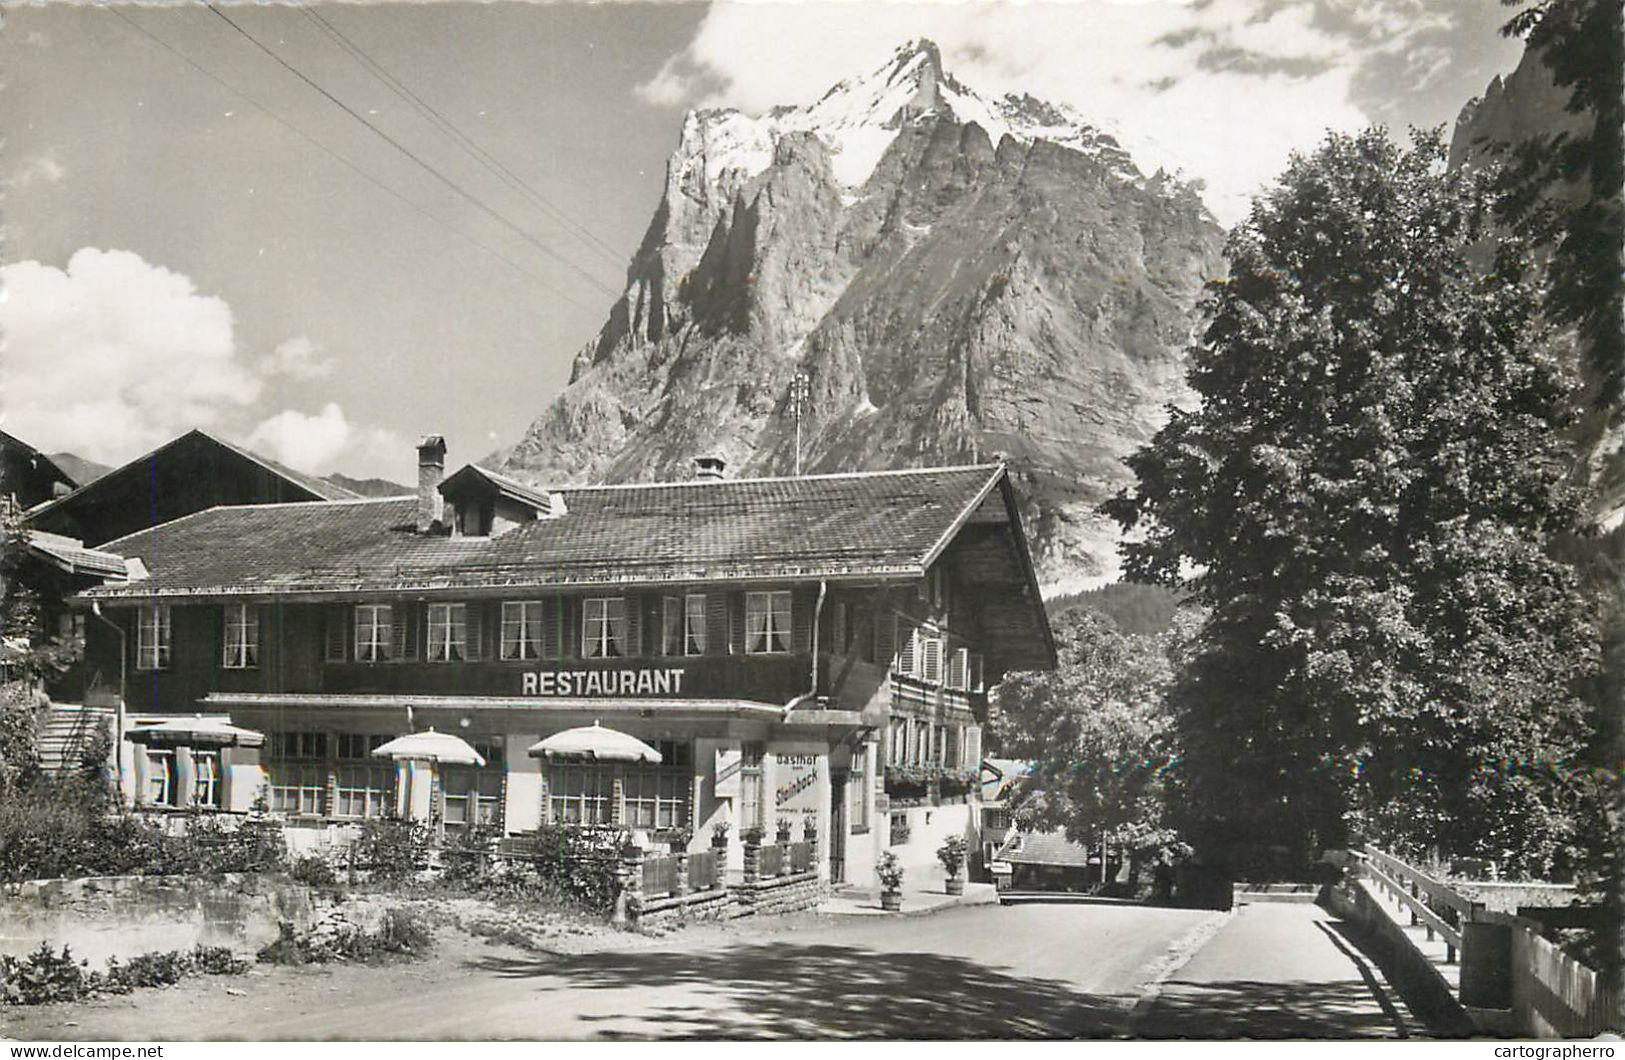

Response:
(438, 464), (561, 539)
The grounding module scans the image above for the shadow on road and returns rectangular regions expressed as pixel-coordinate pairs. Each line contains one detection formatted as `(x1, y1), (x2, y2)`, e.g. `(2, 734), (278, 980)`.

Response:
(468, 942), (1132, 1039)
(1139, 978), (1406, 1040)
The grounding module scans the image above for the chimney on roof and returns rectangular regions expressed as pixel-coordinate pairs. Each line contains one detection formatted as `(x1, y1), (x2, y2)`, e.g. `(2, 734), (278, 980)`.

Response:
(693, 454), (727, 481)
(417, 435), (447, 532)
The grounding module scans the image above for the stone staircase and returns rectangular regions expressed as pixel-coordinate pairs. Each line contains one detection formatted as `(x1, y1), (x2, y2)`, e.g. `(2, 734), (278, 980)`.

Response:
(35, 703), (113, 775)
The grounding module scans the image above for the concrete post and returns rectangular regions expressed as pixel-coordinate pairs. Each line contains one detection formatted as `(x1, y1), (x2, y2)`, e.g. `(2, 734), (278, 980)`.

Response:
(173, 745), (195, 808)
(674, 851), (691, 898)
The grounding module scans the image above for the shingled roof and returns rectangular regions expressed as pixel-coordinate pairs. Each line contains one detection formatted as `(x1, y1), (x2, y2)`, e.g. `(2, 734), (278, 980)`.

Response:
(83, 465), (1012, 597)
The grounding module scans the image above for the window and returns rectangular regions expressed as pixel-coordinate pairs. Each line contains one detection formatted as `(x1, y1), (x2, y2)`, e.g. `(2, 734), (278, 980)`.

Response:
(933, 724), (947, 765)
(547, 766), (615, 824)
(136, 605), (171, 671)
(945, 725), (962, 768)
(270, 764), (325, 816)
(969, 653), (985, 692)
(222, 604), (259, 669)
(336, 733), (387, 760)
(849, 752), (869, 833)
(444, 769), (502, 827)
(501, 602), (545, 661)
(334, 765), (391, 819)
(745, 591), (792, 654)
(354, 605), (393, 663)
(888, 716), (907, 767)
(193, 751), (221, 807)
(684, 594), (707, 655)
(949, 648), (969, 690)
(739, 742), (765, 831)
(894, 621), (917, 676)
(270, 731), (326, 760)
(582, 597), (628, 659)
(145, 749), (173, 806)
(426, 603), (468, 662)
(624, 771), (688, 830)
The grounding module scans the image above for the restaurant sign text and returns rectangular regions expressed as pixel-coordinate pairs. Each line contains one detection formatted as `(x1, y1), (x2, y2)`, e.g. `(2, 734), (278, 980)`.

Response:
(521, 668), (687, 697)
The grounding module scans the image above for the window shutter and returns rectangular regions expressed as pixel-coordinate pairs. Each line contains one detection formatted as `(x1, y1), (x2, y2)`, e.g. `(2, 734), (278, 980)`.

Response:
(728, 592), (746, 655)
(895, 620), (916, 676)
(325, 605), (347, 662)
(625, 596), (642, 658)
(392, 603), (416, 661)
(922, 635), (942, 684)
(466, 603), (484, 660)
(963, 725), (982, 768)
(949, 648), (968, 690)
(544, 597), (564, 659)
(792, 588), (813, 654)
(831, 603), (847, 655)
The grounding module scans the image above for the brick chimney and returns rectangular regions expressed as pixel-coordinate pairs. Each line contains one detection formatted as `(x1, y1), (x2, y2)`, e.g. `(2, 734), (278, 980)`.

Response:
(417, 435), (447, 532)
(694, 454), (727, 481)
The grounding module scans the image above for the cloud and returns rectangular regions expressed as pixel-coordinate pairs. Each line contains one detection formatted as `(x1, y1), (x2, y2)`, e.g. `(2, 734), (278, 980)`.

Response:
(634, 0), (1518, 226)
(9, 150), (65, 189)
(0, 248), (261, 464)
(259, 335), (334, 381)
(246, 402), (409, 482)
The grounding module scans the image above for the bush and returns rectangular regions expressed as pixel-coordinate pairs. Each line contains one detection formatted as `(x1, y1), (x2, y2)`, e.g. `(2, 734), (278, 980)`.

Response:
(0, 943), (248, 1006)
(349, 817), (432, 881)
(876, 851), (905, 893)
(936, 835), (967, 876)
(289, 853), (338, 887)
(531, 824), (627, 912)
(257, 906), (433, 966)
(375, 907), (434, 957)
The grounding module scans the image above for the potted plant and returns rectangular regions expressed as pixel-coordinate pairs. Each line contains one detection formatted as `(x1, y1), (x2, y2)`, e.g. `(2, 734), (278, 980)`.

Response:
(711, 820), (731, 849)
(877, 851), (905, 911)
(774, 816), (794, 844)
(937, 835), (968, 895)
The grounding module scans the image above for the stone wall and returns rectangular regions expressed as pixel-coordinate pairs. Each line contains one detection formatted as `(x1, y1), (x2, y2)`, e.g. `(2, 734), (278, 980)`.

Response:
(634, 887), (733, 929)
(731, 871), (821, 918)
(0, 873), (317, 966)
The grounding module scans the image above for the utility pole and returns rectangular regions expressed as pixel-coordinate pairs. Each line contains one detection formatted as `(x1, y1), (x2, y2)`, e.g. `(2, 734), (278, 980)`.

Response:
(788, 372), (811, 476)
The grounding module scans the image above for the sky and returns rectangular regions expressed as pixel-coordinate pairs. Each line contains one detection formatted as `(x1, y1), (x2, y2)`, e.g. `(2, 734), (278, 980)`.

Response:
(0, 0), (1525, 484)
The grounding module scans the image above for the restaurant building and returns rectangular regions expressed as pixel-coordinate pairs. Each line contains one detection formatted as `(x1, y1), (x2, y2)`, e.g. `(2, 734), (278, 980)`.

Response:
(77, 440), (1055, 884)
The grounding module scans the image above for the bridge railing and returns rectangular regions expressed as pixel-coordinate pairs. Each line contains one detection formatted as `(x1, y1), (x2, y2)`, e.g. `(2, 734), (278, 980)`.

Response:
(1364, 845), (1481, 963)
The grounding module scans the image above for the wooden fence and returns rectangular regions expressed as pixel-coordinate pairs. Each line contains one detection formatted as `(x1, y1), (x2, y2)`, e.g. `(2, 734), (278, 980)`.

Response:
(759, 844), (785, 877)
(1511, 917), (1617, 1037)
(1365, 846), (1477, 963)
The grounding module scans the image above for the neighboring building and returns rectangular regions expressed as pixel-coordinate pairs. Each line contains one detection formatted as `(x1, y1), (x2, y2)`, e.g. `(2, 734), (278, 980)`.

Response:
(978, 757), (1032, 877)
(77, 439), (1056, 885)
(26, 428), (358, 547)
(990, 829), (1101, 892)
(0, 429), (77, 510)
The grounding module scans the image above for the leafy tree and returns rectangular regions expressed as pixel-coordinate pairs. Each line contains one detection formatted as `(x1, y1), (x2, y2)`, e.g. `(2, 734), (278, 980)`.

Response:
(992, 607), (1192, 876)
(1105, 127), (1596, 880)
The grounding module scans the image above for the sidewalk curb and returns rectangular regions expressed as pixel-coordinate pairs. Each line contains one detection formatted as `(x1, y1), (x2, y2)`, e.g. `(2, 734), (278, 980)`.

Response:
(1122, 909), (1231, 1037)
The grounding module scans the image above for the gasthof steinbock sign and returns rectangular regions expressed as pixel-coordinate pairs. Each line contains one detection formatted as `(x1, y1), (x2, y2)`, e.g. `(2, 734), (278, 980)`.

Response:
(520, 668), (687, 697)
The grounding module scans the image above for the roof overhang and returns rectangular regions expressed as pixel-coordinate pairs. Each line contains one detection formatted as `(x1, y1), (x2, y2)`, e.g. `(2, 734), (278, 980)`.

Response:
(203, 691), (790, 720)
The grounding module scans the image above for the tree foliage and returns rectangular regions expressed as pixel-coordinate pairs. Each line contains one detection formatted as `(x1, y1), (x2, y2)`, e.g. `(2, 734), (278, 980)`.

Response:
(993, 607), (1193, 871)
(1105, 127), (1597, 879)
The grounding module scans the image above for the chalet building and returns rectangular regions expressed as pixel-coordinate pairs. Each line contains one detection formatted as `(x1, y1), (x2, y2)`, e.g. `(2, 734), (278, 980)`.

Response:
(26, 428), (357, 547)
(1, 429), (77, 510)
(77, 439), (1055, 884)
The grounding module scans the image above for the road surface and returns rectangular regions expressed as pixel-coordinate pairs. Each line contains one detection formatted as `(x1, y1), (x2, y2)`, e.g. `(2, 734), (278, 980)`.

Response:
(4, 902), (1219, 1040)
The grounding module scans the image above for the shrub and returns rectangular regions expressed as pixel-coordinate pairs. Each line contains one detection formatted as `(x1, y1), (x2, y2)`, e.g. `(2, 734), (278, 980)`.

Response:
(375, 907), (434, 957)
(349, 817), (432, 881)
(257, 906), (432, 965)
(0, 943), (93, 1005)
(289, 853), (338, 887)
(877, 851), (905, 893)
(531, 824), (627, 912)
(936, 835), (967, 877)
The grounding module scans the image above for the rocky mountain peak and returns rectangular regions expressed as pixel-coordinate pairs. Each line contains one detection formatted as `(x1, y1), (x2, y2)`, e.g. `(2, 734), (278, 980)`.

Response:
(496, 40), (1226, 590)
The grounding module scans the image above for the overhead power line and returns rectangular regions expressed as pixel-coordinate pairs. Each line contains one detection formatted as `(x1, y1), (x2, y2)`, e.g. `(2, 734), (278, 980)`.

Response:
(107, 6), (587, 305)
(204, 2), (621, 301)
(297, 3), (628, 272)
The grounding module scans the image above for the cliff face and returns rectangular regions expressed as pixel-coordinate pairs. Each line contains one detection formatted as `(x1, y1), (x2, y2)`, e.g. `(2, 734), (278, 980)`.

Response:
(496, 40), (1226, 588)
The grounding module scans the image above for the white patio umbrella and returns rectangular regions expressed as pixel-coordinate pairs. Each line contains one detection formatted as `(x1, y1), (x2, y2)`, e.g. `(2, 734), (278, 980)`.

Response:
(527, 722), (662, 764)
(370, 727), (486, 766)
(126, 715), (266, 748)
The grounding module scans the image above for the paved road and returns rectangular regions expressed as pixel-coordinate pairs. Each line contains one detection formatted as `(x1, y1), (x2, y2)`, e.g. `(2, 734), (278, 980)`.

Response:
(7, 903), (1219, 1041)
(1136, 902), (1417, 1040)
(268, 903), (1218, 1040)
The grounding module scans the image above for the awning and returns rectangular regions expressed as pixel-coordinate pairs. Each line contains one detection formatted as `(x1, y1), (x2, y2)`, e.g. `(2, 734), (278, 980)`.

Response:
(126, 715), (266, 748)
(371, 728), (486, 766)
(529, 722), (662, 764)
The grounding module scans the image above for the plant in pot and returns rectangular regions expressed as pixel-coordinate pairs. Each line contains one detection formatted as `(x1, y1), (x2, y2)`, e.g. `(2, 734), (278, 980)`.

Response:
(877, 851), (905, 911)
(774, 816), (794, 844)
(937, 835), (968, 895)
(711, 820), (731, 849)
